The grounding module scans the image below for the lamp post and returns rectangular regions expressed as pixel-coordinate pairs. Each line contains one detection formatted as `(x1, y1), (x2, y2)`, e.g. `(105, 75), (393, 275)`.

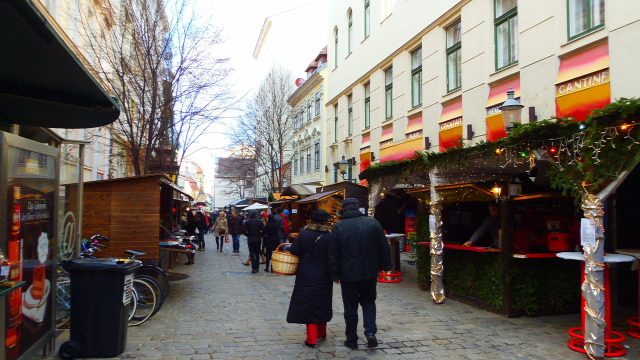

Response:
(499, 88), (524, 132)
(337, 155), (349, 181)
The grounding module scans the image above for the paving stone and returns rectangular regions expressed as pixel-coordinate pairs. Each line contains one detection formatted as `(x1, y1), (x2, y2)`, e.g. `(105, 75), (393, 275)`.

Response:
(42, 235), (640, 360)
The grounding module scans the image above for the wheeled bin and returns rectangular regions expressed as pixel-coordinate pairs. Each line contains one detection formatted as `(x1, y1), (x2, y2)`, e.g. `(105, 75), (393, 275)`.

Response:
(59, 258), (141, 359)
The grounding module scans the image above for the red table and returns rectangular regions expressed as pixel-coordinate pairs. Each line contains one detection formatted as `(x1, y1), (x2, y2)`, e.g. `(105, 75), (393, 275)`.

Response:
(557, 251), (635, 357)
(615, 249), (640, 339)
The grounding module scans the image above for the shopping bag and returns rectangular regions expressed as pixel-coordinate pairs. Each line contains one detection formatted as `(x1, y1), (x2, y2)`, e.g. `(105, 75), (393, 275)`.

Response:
(225, 235), (230, 243)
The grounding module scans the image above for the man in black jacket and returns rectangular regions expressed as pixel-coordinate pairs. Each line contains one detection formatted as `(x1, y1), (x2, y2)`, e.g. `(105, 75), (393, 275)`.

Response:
(228, 211), (244, 253)
(329, 198), (391, 350)
(243, 211), (265, 274)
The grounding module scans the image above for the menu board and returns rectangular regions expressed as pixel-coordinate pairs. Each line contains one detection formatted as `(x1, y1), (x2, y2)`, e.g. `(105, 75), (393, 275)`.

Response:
(4, 142), (57, 360)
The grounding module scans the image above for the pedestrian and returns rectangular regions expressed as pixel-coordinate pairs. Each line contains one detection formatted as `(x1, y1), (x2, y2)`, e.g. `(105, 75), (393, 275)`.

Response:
(227, 211), (244, 253)
(212, 212), (228, 252)
(273, 207), (286, 243)
(242, 211), (264, 273)
(263, 214), (279, 272)
(283, 209), (291, 235)
(195, 209), (208, 251)
(329, 198), (392, 350)
(287, 209), (334, 348)
(185, 209), (198, 238)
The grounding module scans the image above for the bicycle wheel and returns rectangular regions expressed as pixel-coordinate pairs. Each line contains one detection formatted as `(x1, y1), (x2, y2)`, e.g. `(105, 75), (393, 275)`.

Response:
(55, 275), (71, 328)
(137, 265), (170, 300)
(128, 279), (157, 326)
(134, 274), (163, 316)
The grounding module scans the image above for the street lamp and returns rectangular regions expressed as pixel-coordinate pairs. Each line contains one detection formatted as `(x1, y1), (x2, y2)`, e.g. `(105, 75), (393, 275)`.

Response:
(499, 88), (524, 132)
(337, 155), (349, 180)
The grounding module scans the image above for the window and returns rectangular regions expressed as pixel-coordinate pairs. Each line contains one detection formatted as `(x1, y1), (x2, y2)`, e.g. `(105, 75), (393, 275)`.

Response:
(306, 148), (311, 173)
(348, 10), (353, 54)
(385, 67), (393, 119)
(495, 0), (518, 70)
(348, 95), (353, 136)
(307, 100), (312, 121)
(334, 166), (338, 183)
(334, 105), (338, 142)
(334, 28), (339, 68)
(364, 0), (370, 38)
(411, 48), (422, 107)
(347, 160), (353, 182)
(364, 83), (370, 129)
(568, 0), (605, 40)
(446, 21), (462, 92)
(299, 107), (304, 124)
(315, 92), (321, 116)
(293, 155), (297, 175)
(314, 143), (320, 170)
(294, 113), (298, 129)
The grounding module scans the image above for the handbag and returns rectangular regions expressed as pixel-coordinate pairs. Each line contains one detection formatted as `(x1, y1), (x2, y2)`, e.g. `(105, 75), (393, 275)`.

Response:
(225, 234), (230, 243)
(219, 228), (226, 235)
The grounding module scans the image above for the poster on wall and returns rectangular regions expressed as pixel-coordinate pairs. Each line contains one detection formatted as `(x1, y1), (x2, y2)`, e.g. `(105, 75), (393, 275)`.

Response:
(5, 145), (56, 360)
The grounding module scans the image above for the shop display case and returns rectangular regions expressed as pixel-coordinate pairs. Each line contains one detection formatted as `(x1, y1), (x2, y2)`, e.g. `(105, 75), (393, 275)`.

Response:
(1, 132), (59, 360)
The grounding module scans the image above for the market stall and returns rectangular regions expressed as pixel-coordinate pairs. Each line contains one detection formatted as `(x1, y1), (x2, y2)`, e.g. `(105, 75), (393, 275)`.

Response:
(295, 189), (345, 230)
(64, 174), (192, 262)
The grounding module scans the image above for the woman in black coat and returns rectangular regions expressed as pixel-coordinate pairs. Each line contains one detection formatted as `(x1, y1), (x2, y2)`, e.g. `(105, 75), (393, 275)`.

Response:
(286, 209), (334, 348)
(263, 214), (280, 272)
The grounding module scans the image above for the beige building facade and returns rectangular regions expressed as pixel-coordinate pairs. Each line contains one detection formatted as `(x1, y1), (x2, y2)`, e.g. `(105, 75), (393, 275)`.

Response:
(289, 48), (330, 188)
(327, 0), (640, 184)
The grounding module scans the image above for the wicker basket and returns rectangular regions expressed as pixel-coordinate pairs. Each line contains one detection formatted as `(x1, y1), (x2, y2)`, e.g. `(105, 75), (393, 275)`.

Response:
(271, 243), (299, 276)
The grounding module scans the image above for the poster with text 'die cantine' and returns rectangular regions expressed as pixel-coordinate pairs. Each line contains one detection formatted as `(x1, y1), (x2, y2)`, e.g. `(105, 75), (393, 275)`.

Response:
(5, 145), (56, 360)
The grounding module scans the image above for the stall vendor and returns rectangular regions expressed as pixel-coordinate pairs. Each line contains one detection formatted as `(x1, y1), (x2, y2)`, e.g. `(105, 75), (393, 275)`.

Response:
(463, 203), (500, 248)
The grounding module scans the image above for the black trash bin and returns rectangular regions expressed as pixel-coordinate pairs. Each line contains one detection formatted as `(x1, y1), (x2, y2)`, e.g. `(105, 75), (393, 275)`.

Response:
(59, 258), (141, 359)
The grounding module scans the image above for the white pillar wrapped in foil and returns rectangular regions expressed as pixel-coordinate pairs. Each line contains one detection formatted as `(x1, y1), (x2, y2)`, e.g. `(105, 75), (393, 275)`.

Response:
(429, 169), (445, 303)
(581, 194), (606, 359)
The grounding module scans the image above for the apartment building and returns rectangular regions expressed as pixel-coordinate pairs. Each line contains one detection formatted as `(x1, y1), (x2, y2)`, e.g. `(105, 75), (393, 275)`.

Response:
(327, 0), (640, 183)
(288, 47), (329, 189)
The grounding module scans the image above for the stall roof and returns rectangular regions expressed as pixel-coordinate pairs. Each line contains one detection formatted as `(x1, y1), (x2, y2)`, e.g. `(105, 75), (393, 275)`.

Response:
(228, 198), (249, 207)
(281, 184), (315, 197)
(406, 183), (495, 203)
(296, 189), (343, 204)
(0, 0), (120, 128)
(80, 174), (193, 201)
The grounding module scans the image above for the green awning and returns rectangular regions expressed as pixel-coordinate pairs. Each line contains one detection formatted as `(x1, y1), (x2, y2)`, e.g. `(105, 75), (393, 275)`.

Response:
(0, 0), (120, 128)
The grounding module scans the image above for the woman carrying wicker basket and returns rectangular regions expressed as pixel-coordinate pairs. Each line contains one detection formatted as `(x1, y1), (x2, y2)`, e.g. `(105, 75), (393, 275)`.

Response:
(286, 209), (334, 348)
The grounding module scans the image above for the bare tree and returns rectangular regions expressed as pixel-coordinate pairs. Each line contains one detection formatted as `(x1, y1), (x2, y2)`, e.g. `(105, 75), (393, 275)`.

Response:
(77, 0), (234, 177)
(229, 65), (295, 192)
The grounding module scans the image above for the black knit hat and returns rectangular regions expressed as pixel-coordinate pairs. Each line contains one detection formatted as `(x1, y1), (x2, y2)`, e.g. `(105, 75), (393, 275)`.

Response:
(310, 209), (331, 223)
(341, 198), (360, 211)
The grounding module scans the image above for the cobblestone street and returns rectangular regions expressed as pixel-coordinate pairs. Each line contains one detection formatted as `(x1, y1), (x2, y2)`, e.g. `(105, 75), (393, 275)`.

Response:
(54, 233), (640, 359)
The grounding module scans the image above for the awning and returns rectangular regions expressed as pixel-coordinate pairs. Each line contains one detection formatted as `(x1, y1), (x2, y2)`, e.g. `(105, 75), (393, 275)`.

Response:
(280, 184), (315, 197)
(296, 189), (343, 204)
(555, 42), (610, 121)
(486, 77), (521, 108)
(380, 138), (422, 163)
(361, 132), (371, 150)
(439, 100), (463, 152)
(0, 0), (120, 128)
(486, 78), (520, 142)
(380, 125), (393, 146)
(406, 183), (495, 203)
(406, 115), (423, 137)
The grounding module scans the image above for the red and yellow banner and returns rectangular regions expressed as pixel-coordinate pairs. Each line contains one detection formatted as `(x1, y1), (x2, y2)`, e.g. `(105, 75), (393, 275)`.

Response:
(440, 100), (463, 151)
(360, 151), (371, 186)
(380, 124), (393, 148)
(555, 42), (610, 121)
(380, 138), (422, 163)
(406, 115), (423, 140)
(361, 132), (371, 151)
(486, 77), (520, 141)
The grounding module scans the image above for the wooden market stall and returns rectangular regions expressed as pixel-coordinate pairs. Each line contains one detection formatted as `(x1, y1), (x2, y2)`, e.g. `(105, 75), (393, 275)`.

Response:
(64, 174), (192, 261)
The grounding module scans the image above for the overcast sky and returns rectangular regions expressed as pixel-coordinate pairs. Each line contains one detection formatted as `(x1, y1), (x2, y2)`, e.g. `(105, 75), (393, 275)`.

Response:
(187, 0), (329, 187)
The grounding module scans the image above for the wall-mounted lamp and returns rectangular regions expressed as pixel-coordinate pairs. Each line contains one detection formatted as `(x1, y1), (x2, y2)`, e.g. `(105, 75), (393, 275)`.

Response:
(500, 88), (524, 132)
(337, 155), (349, 180)
(492, 184), (502, 203)
(466, 124), (474, 140)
